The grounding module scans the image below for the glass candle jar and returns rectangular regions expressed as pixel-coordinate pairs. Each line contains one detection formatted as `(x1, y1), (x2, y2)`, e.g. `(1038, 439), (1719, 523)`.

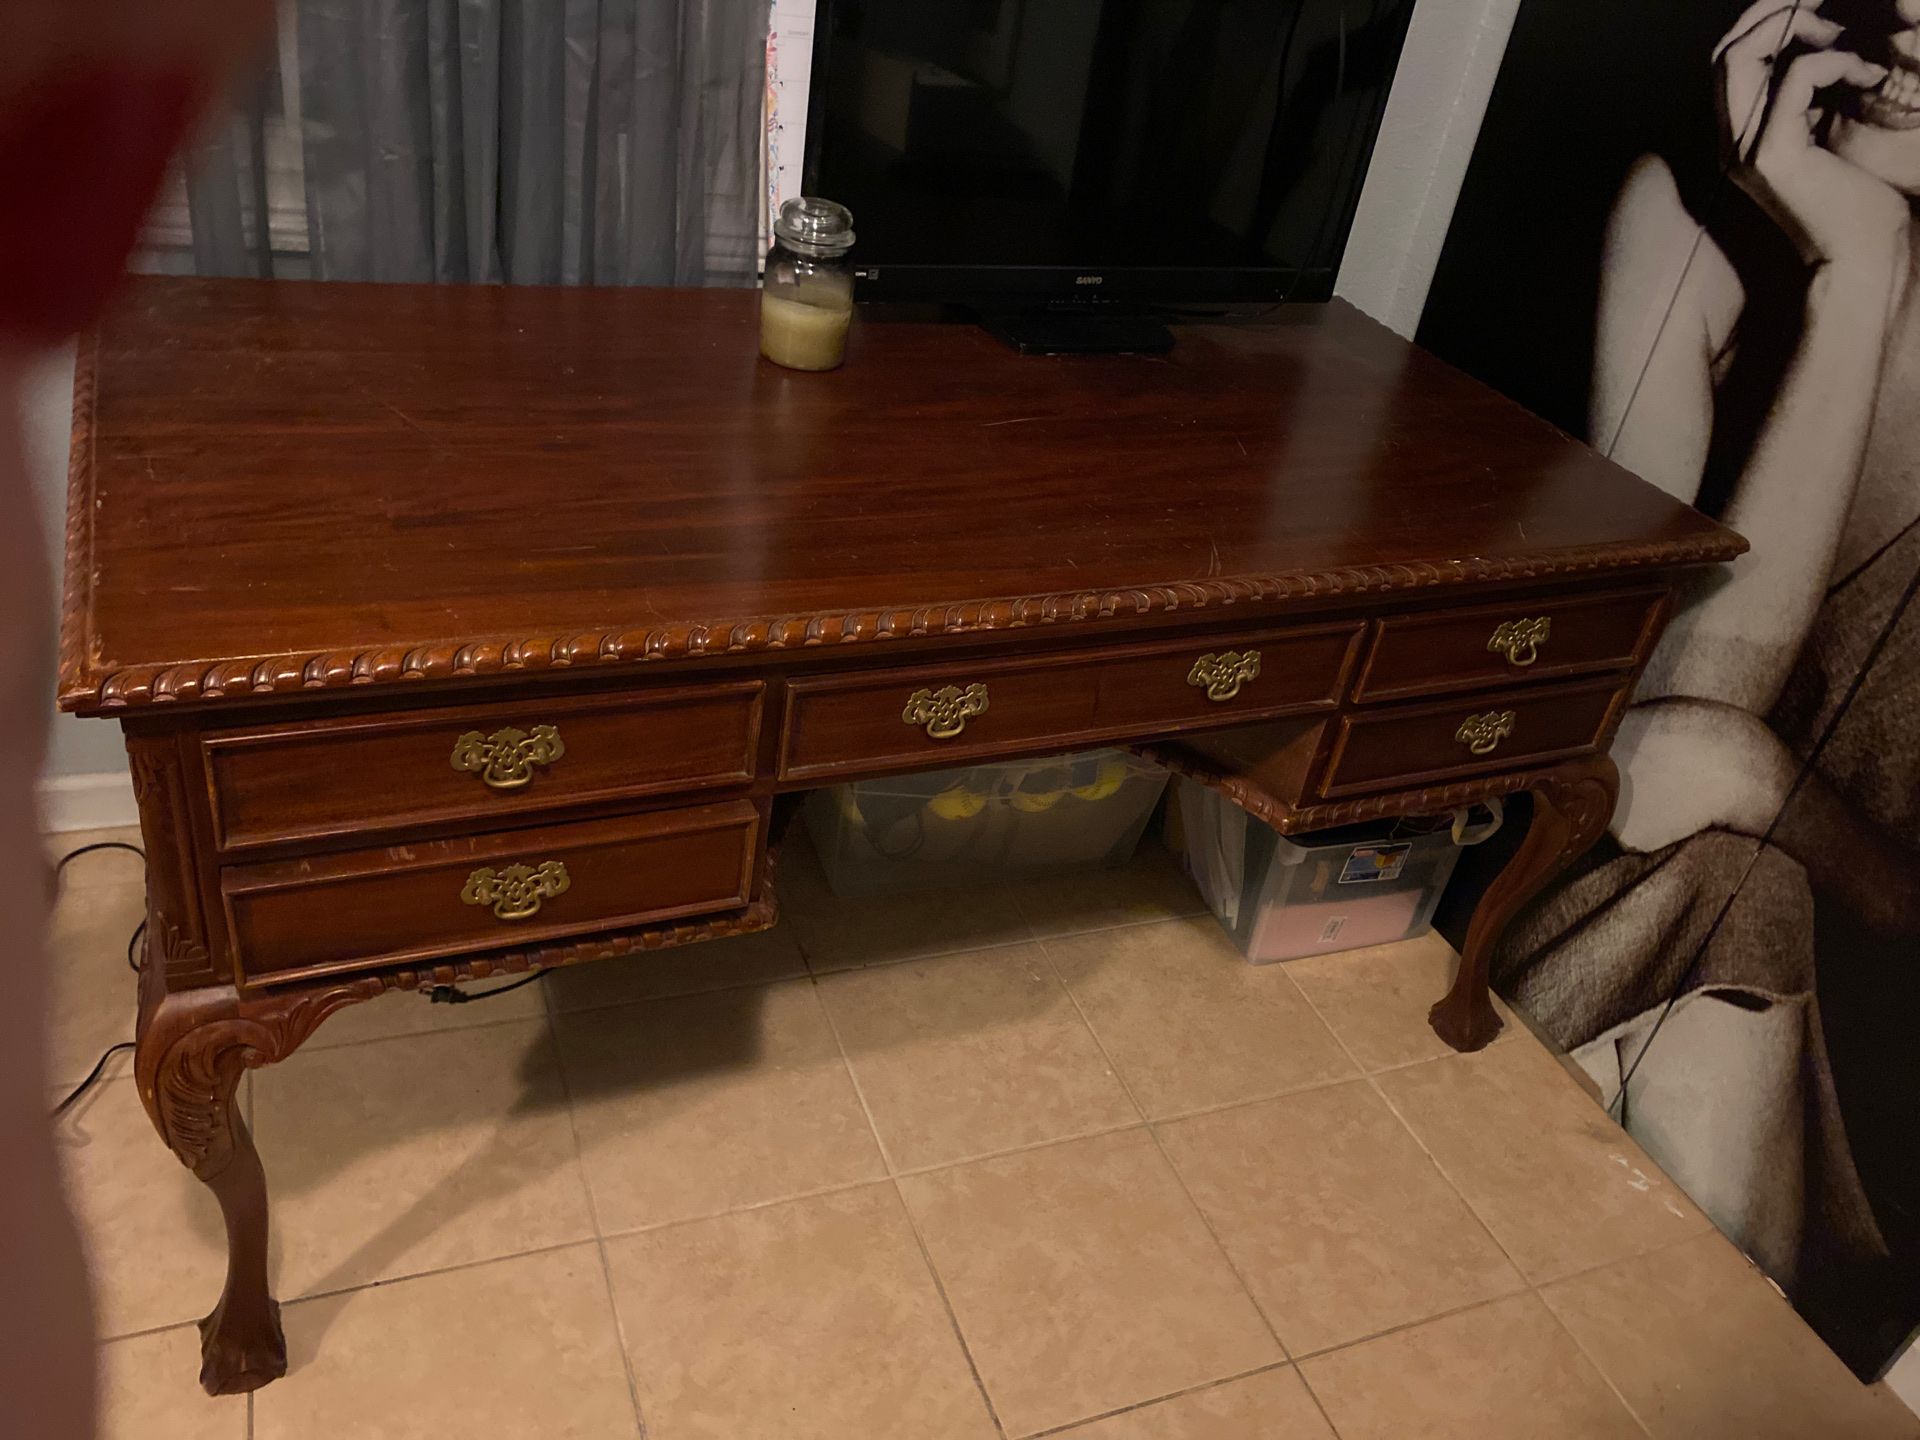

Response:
(760, 197), (855, 372)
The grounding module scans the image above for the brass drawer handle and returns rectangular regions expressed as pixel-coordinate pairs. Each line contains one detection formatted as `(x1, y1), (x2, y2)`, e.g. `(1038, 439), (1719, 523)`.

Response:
(1188, 649), (1261, 702)
(903, 683), (989, 740)
(1456, 710), (1517, 756)
(450, 724), (565, 790)
(1487, 616), (1551, 667)
(461, 861), (570, 921)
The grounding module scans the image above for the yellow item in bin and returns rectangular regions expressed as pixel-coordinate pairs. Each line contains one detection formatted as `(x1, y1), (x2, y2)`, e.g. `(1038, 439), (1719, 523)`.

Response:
(1008, 785), (1063, 814)
(928, 784), (989, 820)
(841, 754), (1138, 829)
(803, 749), (1169, 897)
(1007, 755), (1131, 812)
(1072, 757), (1131, 802)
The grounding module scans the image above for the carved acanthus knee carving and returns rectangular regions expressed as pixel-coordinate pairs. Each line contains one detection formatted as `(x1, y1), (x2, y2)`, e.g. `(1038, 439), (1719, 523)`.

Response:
(134, 976), (382, 1394)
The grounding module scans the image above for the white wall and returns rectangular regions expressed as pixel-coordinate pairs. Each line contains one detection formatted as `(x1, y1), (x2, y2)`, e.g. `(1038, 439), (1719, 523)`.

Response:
(1889, 1341), (1920, 1419)
(29, 346), (138, 829)
(1334, 0), (1521, 337)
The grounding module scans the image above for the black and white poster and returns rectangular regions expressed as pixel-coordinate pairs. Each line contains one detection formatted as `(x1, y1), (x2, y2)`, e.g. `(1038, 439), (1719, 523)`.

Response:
(1420, 0), (1920, 1378)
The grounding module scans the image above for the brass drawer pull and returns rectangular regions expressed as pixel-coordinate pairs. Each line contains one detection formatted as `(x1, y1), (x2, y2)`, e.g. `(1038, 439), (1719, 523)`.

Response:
(1487, 616), (1551, 667)
(1188, 649), (1261, 702)
(1455, 710), (1516, 756)
(450, 724), (565, 790)
(461, 861), (570, 921)
(903, 683), (989, 740)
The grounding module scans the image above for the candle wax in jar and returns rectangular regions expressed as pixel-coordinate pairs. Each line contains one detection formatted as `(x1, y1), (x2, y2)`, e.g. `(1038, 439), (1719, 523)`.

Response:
(761, 290), (851, 372)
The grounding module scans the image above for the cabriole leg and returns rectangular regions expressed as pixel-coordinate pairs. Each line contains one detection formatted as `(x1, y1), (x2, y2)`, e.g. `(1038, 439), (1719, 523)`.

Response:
(1429, 754), (1619, 1052)
(133, 975), (377, 1394)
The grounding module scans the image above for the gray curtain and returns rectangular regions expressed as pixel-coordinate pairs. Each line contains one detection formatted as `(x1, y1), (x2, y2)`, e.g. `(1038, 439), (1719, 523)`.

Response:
(188, 0), (769, 286)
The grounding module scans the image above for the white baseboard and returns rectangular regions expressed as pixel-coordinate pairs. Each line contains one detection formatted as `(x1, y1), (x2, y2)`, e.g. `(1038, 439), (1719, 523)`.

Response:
(39, 772), (140, 833)
(1888, 1341), (1919, 1419)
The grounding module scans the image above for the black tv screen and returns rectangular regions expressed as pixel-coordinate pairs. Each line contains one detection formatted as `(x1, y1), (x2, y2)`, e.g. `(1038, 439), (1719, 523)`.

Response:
(804, 0), (1413, 304)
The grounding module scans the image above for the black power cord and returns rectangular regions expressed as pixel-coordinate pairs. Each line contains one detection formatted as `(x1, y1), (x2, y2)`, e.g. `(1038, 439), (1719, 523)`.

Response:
(50, 1042), (136, 1118)
(425, 970), (545, 1005)
(47, 840), (148, 1119)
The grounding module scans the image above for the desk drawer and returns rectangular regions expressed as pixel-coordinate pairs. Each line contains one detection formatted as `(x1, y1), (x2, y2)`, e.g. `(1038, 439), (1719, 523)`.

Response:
(203, 682), (763, 851)
(778, 624), (1361, 782)
(1320, 678), (1629, 798)
(1354, 590), (1664, 702)
(223, 802), (762, 986)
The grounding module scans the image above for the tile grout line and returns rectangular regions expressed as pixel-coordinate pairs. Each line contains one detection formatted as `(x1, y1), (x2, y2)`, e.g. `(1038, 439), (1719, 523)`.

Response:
(1257, 967), (1486, 1440)
(1524, 1222), (1736, 1440)
(1540, 1224), (1719, 1290)
(1129, 1055), (1369, 1127)
(99, 1241), (619, 1350)
(801, 928), (1037, 979)
(1017, 1357), (1300, 1440)
(540, 985), (653, 1440)
(540, 951), (814, 1019)
(886, 1117), (1149, 1180)
(796, 892), (1204, 981)
(274, 1236), (613, 1320)
(1289, 981), (1657, 1440)
(1288, 981), (1534, 1281)
(1287, 1288), (1548, 1365)
(1146, 958), (1353, 1438)
(1534, 1296), (1662, 1440)
(593, 1174), (895, 1245)
(1031, 933), (1303, 1378)
(302, 995), (549, 1054)
(799, 974), (905, 1177)
(808, 972), (1013, 1440)
(892, 1187), (1014, 1440)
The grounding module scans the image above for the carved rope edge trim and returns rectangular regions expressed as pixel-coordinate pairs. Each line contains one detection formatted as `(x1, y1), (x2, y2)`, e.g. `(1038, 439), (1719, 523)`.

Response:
(69, 534), (1747, 711)
(56, 329), (100, 706)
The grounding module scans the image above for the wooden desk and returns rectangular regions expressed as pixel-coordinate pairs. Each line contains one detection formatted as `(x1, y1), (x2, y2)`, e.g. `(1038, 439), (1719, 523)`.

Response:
(60, 277), (1744, 1394)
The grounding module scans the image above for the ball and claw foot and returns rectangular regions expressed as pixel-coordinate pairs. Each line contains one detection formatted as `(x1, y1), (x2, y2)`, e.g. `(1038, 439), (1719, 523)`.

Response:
(198, 1292), (288, 1395)
(1428, 991), (1504, 1053)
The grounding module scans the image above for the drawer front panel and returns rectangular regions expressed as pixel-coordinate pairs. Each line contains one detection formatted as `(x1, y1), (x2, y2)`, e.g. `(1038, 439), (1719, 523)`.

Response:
(1087, 624), (1362, 731)
(204, 683), (763, 851)
(1354, 589), (1664, 702)
(779, 624), (1361, 782)
(1320, 679), (1628, 798)
(224, 802), (761, 985)
(781, 661), (1093, 780)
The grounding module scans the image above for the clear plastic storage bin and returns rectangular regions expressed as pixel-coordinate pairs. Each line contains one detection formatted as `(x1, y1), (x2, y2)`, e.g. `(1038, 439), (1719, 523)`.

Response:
(805, 750), (1170, 897)
(1174, 777), (1501, 964)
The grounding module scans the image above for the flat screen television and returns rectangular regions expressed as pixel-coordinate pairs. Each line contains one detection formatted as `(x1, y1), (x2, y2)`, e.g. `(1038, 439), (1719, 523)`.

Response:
(804, 0), (1413, 344)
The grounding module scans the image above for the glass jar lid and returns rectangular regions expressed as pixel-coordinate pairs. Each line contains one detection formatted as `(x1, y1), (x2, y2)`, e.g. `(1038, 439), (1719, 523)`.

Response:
(773, 196), (855, 257)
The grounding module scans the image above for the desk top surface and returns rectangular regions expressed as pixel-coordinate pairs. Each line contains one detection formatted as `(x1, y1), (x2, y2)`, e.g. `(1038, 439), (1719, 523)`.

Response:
(60, 277), (1742, 713)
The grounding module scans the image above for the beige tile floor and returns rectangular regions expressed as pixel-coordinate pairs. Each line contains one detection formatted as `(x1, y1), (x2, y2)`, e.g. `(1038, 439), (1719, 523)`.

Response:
(45, 825), (1920, 1440)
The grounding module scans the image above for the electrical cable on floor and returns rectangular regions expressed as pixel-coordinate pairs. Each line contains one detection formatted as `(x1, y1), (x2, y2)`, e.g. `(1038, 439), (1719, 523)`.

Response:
(425, 970), (545, 1005)
(46, 840), (148, 1119)
(50, 1042), (136, 1118)
(53, 838), (145, 881)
